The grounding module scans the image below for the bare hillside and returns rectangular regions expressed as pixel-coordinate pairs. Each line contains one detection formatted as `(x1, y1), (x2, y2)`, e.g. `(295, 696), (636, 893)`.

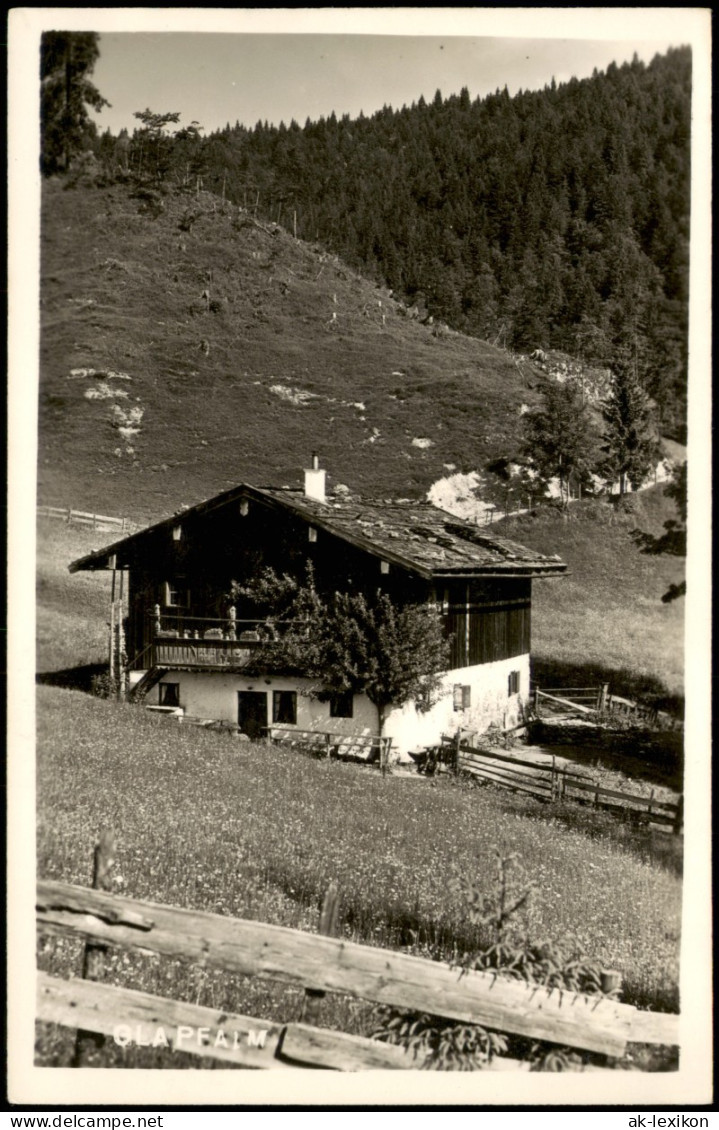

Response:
(39, 180), (540, 524)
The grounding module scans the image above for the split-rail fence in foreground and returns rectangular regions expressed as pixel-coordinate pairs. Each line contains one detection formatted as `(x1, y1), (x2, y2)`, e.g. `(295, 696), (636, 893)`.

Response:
(37, 834), (679, 1071)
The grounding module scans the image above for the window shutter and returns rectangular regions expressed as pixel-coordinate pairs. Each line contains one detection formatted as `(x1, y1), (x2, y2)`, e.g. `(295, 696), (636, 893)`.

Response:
(462, 685), (471, 709)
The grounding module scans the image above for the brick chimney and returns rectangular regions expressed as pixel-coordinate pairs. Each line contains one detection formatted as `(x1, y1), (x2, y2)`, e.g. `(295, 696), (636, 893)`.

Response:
(304, 452), (326, 503)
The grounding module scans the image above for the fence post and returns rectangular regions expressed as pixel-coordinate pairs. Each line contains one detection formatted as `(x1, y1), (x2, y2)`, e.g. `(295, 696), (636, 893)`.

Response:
(300, 881), (340, 1025)
(551, 755), (556, 800)
(109, 601), (116, 689)
(325, 733), (332, 759)
(673, 794), (684, 836)
(227, 606), (237, 641)
(534, 687), (541, 718)
(454, 730), (461, 774)
(597, 683), (609, 712)
(600, 970), (622, 996)
(117, 567), (126, 701)
(380, 737), (393, 777)
(72, 829), (116, 1067)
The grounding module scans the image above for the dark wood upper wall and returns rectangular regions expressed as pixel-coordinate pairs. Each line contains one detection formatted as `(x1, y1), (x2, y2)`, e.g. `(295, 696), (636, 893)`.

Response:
(123, 496), (429, 657)
(437, 579), (531, 667)
(122, 499), (534, 668)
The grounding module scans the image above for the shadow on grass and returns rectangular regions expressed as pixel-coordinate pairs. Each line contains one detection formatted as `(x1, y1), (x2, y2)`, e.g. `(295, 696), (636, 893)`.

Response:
(531, 656), (684, 718)
(36, 663), (106, 693)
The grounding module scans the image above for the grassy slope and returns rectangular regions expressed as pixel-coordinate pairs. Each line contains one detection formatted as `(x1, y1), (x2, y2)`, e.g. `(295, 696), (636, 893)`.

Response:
(496, 489), (685, 702)
(37, 686), (681, 1031)
(36, 520), (110, 677)
(39, 180), (538, 524)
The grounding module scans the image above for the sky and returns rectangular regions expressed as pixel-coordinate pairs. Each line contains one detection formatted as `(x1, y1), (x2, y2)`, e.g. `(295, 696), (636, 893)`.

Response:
(7, 7), (689, 138)
(87, 27), (689, 137)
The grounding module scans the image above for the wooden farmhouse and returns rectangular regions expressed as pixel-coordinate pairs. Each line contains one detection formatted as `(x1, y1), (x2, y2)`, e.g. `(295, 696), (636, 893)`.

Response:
(70, 458), (566, 758)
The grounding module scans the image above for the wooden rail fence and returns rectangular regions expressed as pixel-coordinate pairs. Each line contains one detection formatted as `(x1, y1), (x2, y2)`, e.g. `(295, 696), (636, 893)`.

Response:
(266, 725), (392, 766)
(38, 505), (134, 533)
(447, 741), (682, 833)
(531, 685), (676, 729)
(36, 838), (679, 1071)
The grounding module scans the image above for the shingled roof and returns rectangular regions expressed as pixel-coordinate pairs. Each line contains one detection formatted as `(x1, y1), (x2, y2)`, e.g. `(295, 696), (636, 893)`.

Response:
(70, 482), (567, 579)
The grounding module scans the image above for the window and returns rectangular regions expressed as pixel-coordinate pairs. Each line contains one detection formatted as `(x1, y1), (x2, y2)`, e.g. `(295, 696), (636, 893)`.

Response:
(272, 690), (297, 724)
(508, 670), (520, 696)
(159, 682), (180, 707)
(164, 581), (190, 608)
(453, 684), (471, 711)
(329, 690), (353, 718)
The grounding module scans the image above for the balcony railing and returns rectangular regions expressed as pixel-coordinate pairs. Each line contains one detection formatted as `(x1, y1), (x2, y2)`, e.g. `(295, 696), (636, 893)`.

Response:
(142, 609), (308, 671)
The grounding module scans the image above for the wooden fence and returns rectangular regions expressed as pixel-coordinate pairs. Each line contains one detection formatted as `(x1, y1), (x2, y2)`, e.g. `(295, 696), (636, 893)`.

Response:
(533, 686), (605, 716)
(446, 741), (682, 833)
(266, 725), (392, 766)
(38, 505), (133, 533)
(532, 685), (675, 729)
(36, 836), (679, 1071)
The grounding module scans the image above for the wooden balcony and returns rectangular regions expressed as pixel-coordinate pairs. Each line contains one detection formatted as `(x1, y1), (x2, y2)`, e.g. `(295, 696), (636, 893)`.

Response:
(151, 634), (262, 670)
(139, 610), (306, 672)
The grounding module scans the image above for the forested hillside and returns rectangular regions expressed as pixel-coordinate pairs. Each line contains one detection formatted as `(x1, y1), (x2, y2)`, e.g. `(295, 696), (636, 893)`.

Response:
(92, 47), (691, 439)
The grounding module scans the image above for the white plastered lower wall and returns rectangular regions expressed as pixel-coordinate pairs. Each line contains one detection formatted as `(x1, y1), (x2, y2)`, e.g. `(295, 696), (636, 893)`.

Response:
(381, 654), (530, 755)
(149, 653), (530, 757)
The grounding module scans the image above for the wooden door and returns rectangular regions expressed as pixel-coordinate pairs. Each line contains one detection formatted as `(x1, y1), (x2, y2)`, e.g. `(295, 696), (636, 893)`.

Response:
(237, 691), (268, 740)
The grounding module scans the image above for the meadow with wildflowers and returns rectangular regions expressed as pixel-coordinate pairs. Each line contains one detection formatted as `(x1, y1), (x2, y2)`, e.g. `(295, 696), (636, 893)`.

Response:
(35, 684), (681, 1066)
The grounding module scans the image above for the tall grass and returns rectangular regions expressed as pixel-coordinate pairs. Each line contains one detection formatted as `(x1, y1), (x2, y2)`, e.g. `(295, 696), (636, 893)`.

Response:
(37, 686), (681, 1032)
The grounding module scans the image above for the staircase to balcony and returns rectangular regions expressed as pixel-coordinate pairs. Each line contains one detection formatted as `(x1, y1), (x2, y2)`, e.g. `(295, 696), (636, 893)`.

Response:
(129, 666), (168, 702)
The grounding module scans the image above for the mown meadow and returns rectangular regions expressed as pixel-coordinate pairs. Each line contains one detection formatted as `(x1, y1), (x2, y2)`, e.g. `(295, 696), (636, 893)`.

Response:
(36, 684), (681, 1068)
(499, 487), (685, 711)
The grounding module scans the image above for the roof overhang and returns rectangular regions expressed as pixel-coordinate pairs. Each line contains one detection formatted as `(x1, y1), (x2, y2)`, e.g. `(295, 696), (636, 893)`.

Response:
(69, 482), (568, 579)
(432, 567), (568, 579)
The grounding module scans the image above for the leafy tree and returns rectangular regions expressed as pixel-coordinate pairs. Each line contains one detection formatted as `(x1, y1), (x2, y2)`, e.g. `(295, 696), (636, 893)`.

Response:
(231, 569), (450, 740)
(317, 590), (450, 738)
(602, 346), (660, 493)
(522, 380), (600, 507)
(40, 32), (109, 175)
